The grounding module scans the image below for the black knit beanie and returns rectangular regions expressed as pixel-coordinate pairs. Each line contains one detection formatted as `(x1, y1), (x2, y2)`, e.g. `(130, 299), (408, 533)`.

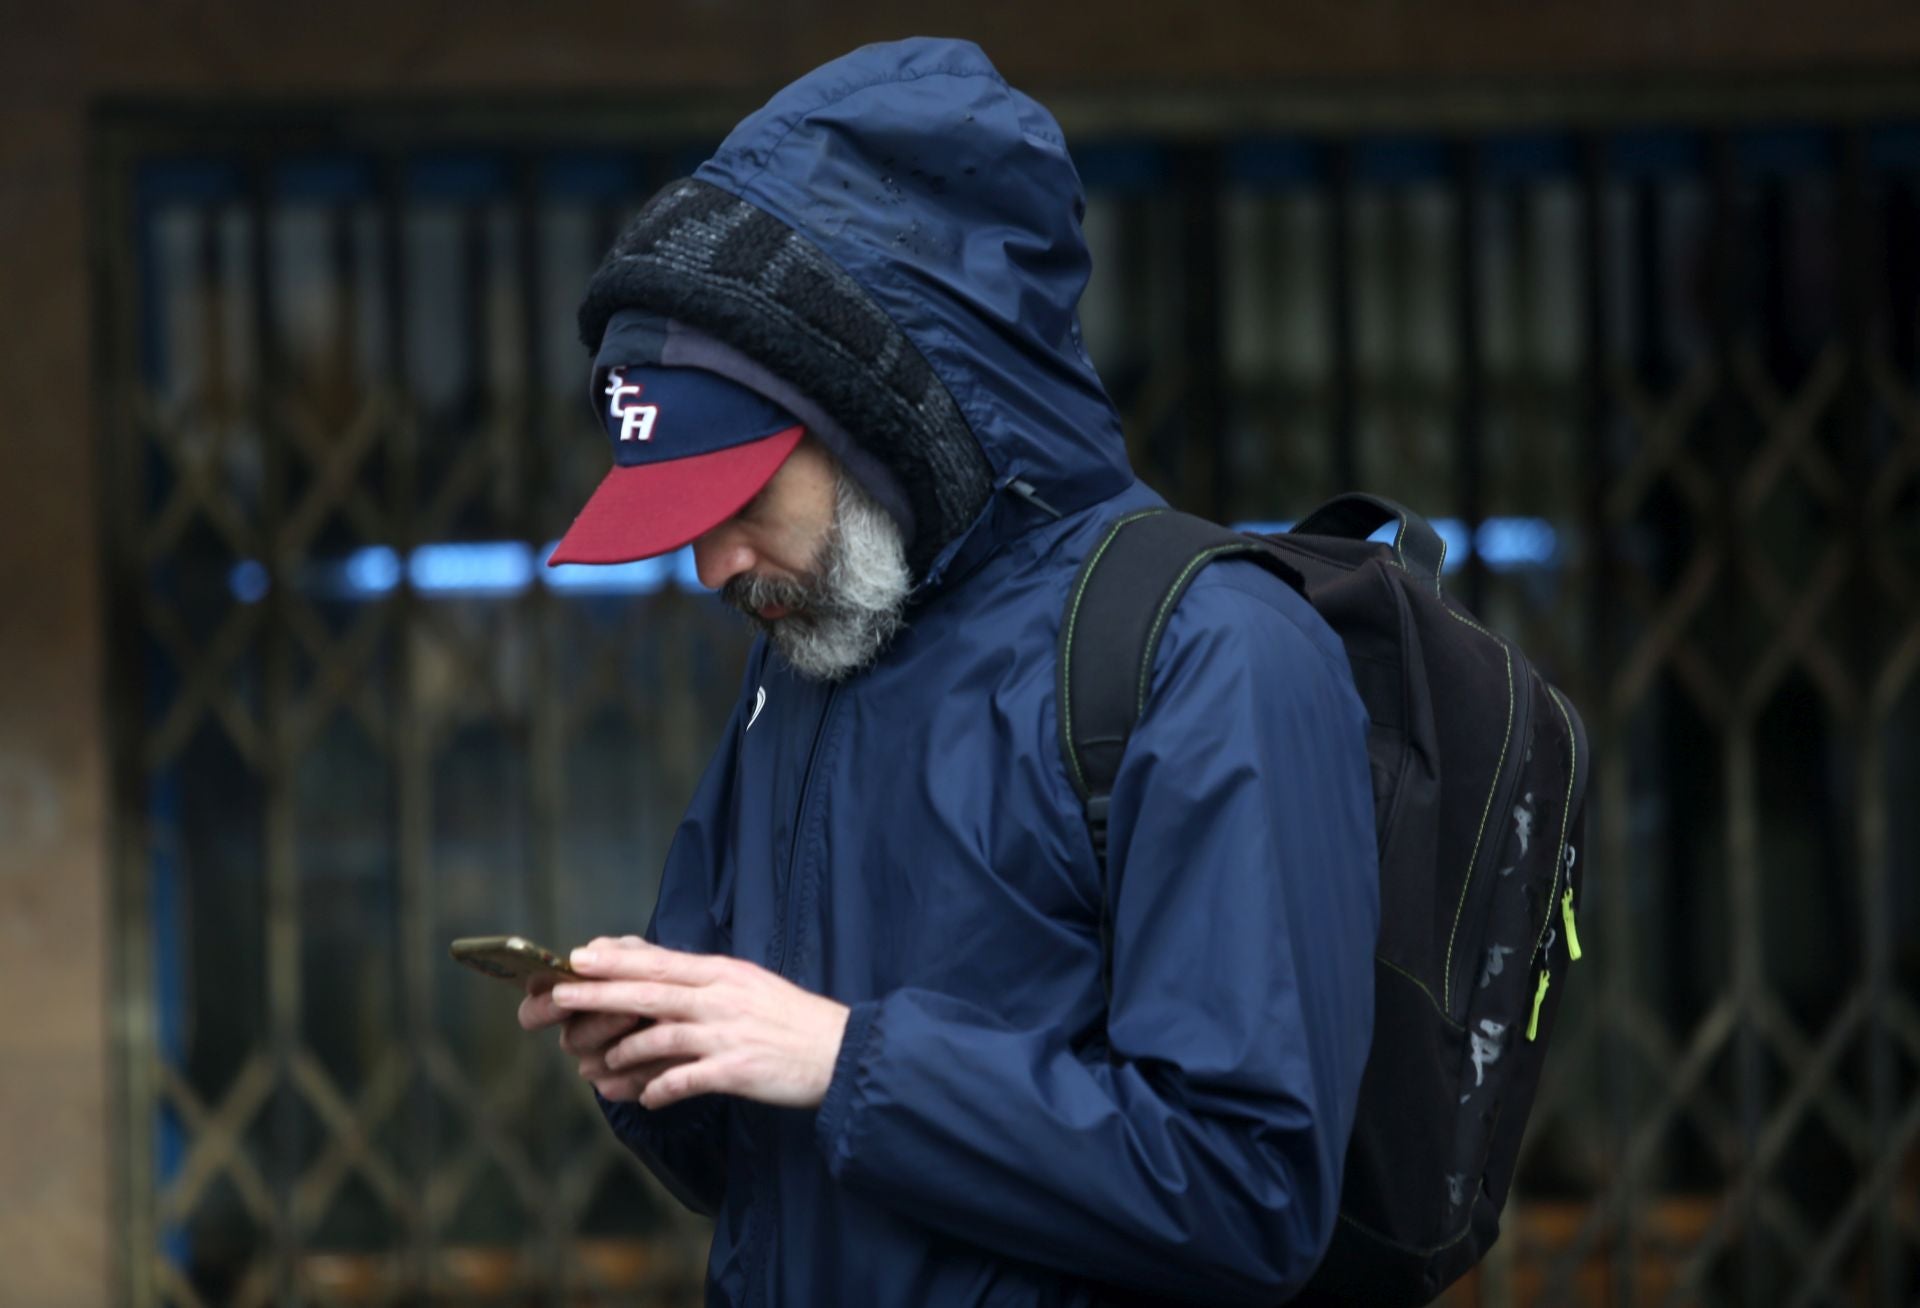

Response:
(578, 177), (997, 580)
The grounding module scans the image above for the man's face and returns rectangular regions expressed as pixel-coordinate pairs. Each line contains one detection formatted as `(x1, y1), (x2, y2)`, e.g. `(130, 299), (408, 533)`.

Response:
(691, 436), (840, 605)
(691, 437), (910, 681)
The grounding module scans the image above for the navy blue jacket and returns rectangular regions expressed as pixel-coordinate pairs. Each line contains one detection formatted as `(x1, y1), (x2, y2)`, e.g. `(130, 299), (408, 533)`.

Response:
(600, 38), (1380, 1307)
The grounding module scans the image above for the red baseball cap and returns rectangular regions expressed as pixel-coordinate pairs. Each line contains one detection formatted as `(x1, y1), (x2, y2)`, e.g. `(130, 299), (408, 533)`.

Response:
(549, 311), (805, 566)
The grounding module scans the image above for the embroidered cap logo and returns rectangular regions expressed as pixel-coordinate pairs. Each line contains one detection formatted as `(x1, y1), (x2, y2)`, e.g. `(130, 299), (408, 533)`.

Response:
(604, 367), (660, 442)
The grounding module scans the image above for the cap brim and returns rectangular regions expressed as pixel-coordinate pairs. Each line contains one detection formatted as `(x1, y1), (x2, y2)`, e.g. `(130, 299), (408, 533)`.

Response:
(548, 425), (805, 566)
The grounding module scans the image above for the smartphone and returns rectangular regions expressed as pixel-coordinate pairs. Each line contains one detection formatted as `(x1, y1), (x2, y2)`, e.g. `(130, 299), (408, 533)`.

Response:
(449, 935), (579, 986)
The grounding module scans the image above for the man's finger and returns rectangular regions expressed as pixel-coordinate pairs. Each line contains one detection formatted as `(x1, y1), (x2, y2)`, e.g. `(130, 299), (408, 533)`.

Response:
(576, 934), (647, 961)
(639, 1057), (723, 1110)
(604, 1021), (707, 1071)
(581, 935), (639, 955)
(568, 941), (728, 985)
(517, 989), (566, 1031)
(589, 1072), (645, 1101)
(550, 979), (707, 1020)
(559, 1011), (638, 1058)
(588, 1056), (696, 1102)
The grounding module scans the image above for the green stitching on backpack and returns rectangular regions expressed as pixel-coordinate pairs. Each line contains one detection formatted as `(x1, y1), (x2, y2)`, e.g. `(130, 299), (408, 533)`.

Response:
(1061, 509), (1164, 797)
(1388, 511), (1445, 595)
(1134, 543), (1253, 717)
(1532, 685), (1580, 961)
(1442, 634), (1514, 1015)
(1376, 955), (1465, 1033)
(1443, 605), (1499, 642)
(1335, 1205), (1480, 1256)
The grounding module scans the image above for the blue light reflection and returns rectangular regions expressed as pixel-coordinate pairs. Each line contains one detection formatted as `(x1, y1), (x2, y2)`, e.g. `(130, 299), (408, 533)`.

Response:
(1235, 516), (1559, 576)
(229, 520), (1557, 604)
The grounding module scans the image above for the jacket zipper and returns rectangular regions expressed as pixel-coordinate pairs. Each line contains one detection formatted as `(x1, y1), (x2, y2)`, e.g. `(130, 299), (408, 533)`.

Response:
(774, 684), (838, 979)
(748, 681), (838, 1306)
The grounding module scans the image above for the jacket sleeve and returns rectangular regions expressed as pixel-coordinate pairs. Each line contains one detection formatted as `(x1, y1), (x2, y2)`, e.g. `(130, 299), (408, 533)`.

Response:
(812, 566), (1380, 1303)
(597, 647), (761, 1218)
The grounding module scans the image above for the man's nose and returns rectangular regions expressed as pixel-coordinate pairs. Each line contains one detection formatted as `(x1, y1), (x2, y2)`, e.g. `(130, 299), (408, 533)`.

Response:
(692, 526), (756, 591)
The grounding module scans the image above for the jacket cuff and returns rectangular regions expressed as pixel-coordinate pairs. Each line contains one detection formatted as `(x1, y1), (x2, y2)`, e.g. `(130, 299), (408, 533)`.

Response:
(814, 998), (882, 1175)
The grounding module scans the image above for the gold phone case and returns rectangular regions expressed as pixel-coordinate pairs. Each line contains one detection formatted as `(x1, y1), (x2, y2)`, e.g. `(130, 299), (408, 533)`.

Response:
(449, 935), (579, 984)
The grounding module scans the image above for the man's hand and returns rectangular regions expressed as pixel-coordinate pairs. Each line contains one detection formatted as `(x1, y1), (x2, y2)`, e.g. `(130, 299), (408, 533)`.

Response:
(539, 935), (851, 1112)
(518, 969), (667, 1104)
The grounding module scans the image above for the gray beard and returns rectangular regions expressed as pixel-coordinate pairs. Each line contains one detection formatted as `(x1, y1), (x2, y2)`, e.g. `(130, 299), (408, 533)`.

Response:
(721, 471), (911, 682)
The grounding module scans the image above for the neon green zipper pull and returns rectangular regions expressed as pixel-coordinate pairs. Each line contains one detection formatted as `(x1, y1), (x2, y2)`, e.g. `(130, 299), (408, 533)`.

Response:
(1561, 887), (1583, 962)
(1527, 969), (1551, 1041)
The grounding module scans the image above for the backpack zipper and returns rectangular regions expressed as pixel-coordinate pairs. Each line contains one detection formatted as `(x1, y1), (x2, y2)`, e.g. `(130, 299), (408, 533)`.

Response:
(1525, 684), (1586, 1041)
(1444, 635), (1529, 1019)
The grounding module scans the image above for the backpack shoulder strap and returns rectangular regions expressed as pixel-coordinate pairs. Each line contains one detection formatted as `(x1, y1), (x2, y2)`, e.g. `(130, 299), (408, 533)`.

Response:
(1057, 508), (1301, 863)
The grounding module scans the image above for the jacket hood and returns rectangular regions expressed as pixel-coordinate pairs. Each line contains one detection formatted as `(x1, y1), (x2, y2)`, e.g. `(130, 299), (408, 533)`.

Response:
(579, 38), (1134, 587)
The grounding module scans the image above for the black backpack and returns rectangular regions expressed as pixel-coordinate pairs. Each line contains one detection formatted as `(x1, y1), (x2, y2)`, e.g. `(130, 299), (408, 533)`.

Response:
(1058, 494), (1589, 1307)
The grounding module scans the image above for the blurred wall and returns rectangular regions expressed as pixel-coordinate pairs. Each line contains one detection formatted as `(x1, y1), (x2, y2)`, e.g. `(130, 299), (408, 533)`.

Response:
(7, 3), (1920, 1304)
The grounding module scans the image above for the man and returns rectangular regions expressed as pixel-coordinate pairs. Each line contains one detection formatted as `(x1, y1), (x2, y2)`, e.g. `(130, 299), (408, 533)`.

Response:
(518, 37), (1379, 1307)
